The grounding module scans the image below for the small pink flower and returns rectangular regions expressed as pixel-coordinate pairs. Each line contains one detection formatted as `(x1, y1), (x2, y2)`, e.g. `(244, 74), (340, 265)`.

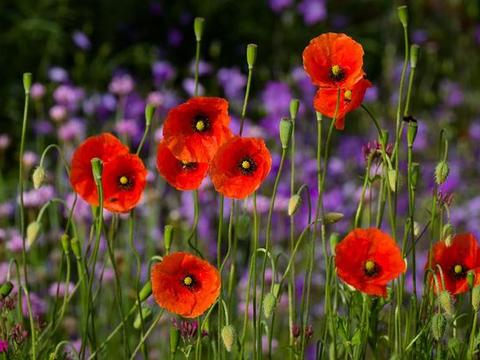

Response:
(0, 339), (8, 353)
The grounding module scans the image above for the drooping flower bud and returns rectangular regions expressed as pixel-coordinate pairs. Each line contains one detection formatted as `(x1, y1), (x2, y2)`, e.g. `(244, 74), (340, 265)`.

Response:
(221, 324), (236, 352)
(263, 293), (276, 319)
(139, 281), (152, 302)
(324, 212), (344, 224)
(431, 313), (446, 340)
(438, 291), (453, 316)
(288, 194), (301, 216)
(435, 161), (449, 185)
(329, 233), (341, 256)
(442, 224), (454, 247)
(26, 221), (41, 247)
(32, 166), (45, 189)
(133, 306), (153, 329)
(0, 281), (14, 299)
(60, 234), (70, 254)
(279, 118), (293, 149)
(407, 120), (418, 148)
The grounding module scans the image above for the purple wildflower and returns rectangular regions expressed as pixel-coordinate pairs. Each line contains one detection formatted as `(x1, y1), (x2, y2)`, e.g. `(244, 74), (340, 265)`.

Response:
(268, 0), (292, 13)
(152, 61), (176, 85)
(297, 0), (326, 25)
(182, 78), (204, 96)
(109, 74), (135, 96)
(72, 30), (91, 50)
(217, 67), (247, 100)
(261, 81), (292, 115)
(0, 339), (7, 353)
(167, 28), (183, 47)
(48, 282), (75, 298)
(30, 83), (46, 100)
(49, 105), (67, 122)
(0, 134), (11, 151)
(48, 67), (69, 83)
(58, 119), (86, 142)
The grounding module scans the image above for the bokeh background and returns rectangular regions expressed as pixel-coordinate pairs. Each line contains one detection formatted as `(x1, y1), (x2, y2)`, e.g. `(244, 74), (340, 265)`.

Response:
(1, 0), (480, 356)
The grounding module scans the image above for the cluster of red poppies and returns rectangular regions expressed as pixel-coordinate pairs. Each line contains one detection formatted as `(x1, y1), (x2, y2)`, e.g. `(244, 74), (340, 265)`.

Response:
(156, 96), (272, 199)
(303, 32), (372, 130)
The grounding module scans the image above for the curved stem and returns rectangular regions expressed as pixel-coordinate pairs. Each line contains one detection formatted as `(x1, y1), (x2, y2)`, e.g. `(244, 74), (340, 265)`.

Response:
(186, 190), (203, 257)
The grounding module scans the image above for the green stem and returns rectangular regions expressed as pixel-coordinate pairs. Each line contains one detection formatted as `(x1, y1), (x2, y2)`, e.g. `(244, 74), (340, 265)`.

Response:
(186, 190), (203, 257)
(239, 66), (253, 136)
(129, 311), (164, 360)
(194, 40), (201, 97)
(354, 158), (372, 228)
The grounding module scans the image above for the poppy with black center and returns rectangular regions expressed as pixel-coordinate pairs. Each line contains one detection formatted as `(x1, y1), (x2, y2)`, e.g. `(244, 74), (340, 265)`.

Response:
(426, 233), (480, 295)
(162, 97), (232, 163)
(335, 228), (406, 297)
(210, 136), (272, 199)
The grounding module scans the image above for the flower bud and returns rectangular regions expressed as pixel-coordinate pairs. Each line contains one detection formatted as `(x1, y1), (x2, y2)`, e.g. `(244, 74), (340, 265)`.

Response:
(236, 214), (251, 240)
(279, 118), (293, 149)
(133, 306), (152, 329)
(324, 212), (344, 224)
(288, 194), (301, 216)
(388, 169), (397, 192)
(145, 104), (155, 127)
(246, 43), (257, 70)
(467, 271), (475, 289)
(435, 161), (449, 185)
(164, 225), (173, 253)
(411, 163), (420, 190)
(32, 166), (46, 189)
(221, 324), (236, 352)
(263, 293), (276, 319)
(397, 5), (408, 28)
(410, 44), (420, 68)
(289, 99), (300, 120)
(194, 17), (205, 42)
(431, 313), (446, 340)
(329, 233), (341, 256)
(90, 158), (103, 185)
(407, 120), (418, 148)
(0, 281), (14, 299)
(27, 221), (41, 247)
(61, 234), (70, 254)
(23, 72), (32, 94)
(442, 224), (454, 247)
(139, 281), (152, 302)
(472, 285), (480, 312)
(438, 291), (453, 316)
(71, 237), (81, 258)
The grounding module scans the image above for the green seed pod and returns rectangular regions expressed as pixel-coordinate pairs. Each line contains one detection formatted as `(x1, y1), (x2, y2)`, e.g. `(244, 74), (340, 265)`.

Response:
(438, 291), (453, 316)
(71, 237), (81, 258)
(435, 161), (449, 185)
(388, 169), (397, 192)
(431, 313), (446, 341)
(329, 233), (341, 256)
(90, 158), (103, 185)
(221, 324), (236, 352)
(407, 121), (418, 148)
(32, 166), (46, 189)
(236, 214), (251, 240)
(23, 72), (32, 94)
(263, 293), (276, 319)
(139, 281), (152, 302)
(133, 306), (153, 329)
(61, 234), (70, 254)
(467, 271), (475, 289)
(164, 225), (173, 253)
(324, 212), (344, 224)
(246, 43), (258, 70)
(145, 104), (155, 126)
(193, 17), (205, 42)
(0, 281), (14, 299)
(472, 285), (480, 312)
(397, 5), (408, 28)
(288, 194), (301, 216)
(27, 221), (41, 247)
(289, 99), (300, 121)
(279, 118), (293, 149)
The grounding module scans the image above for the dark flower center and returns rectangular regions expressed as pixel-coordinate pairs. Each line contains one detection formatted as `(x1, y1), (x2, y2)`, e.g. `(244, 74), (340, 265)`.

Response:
(329, 64), (345, 82)
(180, 161), (198, 171)
(239, 157), (257, 175)
(192, 115), (210, 133)
(364, 260), (379, 277)
(451, 264), (467, 279)
(118, 175), (133, 190)
(182, 275), (198, 291)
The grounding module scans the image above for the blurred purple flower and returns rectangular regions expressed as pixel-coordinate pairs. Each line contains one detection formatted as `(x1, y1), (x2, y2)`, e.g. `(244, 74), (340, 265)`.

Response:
(297, 0), (326, 25)
(182, 78), (204, 96)
(21, 186), (54, 208)
(22, 292), (46, 318)
(0, 202), (14, 219)
(440, 80), (464, 107)
(115, 119), (141, 139)
(0, 339), (7, 353)
(53, 85), (85, 109)
(6, 229), (24, 253)
(147, 91), (164, 107)
(48, 282), (75, 298)
(168, 28), (183, 47)
(65, 193), (91, 222)
(22, 151), (38, 168)
(262, 81), (291, 115)
(33, 120), (54, 136)
(412, 29), (428, 45)
(0, 134), (11, 151)
(109, 74), (135, 96)
(189, 60), (214, 76)
(58, 118), (86, 142)
(48, 67), (69, 83)
(49, 105), (67, 122)
(217, 67), (247, 100)
(469, 121), (480, 141)
(152, 61), (176, 85)
(124, 92), (146, 120)
(269, 0), (292, 13)
(364, 85), (378, 103)
(84, 93), (117, 120)
(72, 30), (91, 50)
(30, 83), (46, 100)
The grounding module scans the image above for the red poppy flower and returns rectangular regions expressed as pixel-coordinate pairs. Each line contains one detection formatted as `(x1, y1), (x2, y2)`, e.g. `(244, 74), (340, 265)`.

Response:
(303, 32), (365, 89)
(101, 153), (147, 213)
(313, 78), (372, 130)
(335, 228), (406, 297)
(151, 252), (221, 318)
(156, 141), (208, 191)
(426, 233), (480, 295)
(163, 97), (232, 163)
(210, 136), (272, 200)
(70, 133), (129, 206)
